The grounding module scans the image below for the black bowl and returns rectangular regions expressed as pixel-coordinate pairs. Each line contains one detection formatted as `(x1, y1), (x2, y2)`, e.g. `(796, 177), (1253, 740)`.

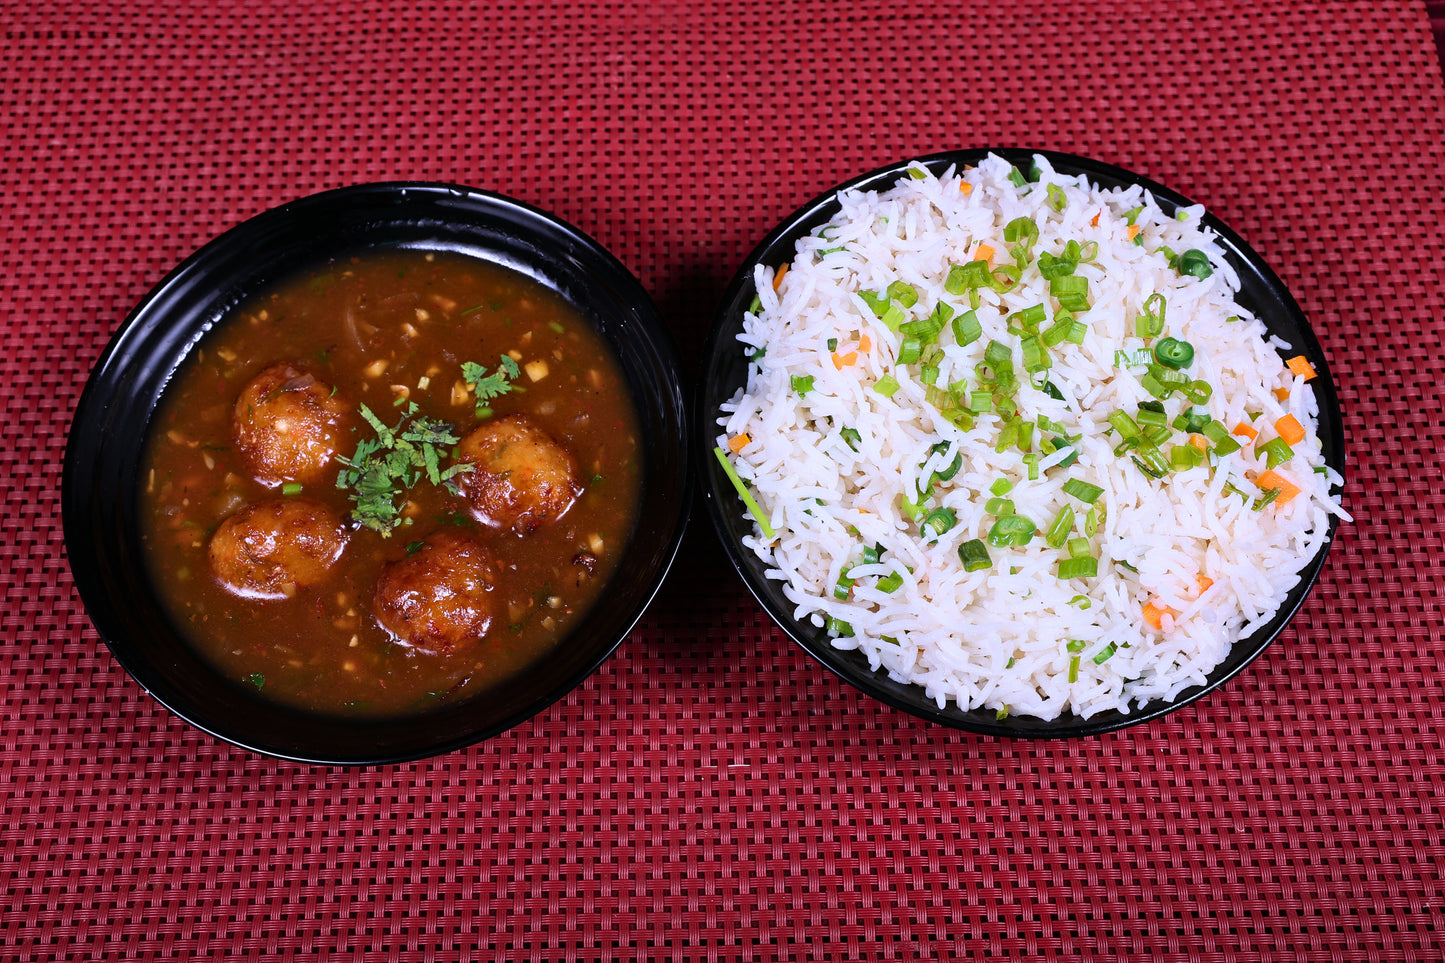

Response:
(697, 148), (1345, 738)
(64, 183), (691, 764)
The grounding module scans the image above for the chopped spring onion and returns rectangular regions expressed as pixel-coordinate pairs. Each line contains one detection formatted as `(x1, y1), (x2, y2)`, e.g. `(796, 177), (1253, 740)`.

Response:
(1058, 556), (1099, 579)
(1136, 400), (1168, 429)
(926, 443), (963, 483)
(873, 375), (901, 397)
(920, 507), (958, 539)
(826, 616), (855, 638)
(1173, 407), (1212, 434)
(1180, 379), (1213, 405)
(876, 571), (905, 593)
(990, 477), (1013, 496)
(1062, 478), (1104, 503)
(896, 338), (923, 365)
(1256, 437), (1295, 468)
(712, 447), (775, 540)
(987, 514), (1037, 547)
(957, 539), (992, 572)
(1020, 335), (1048, 374)
(281, 482), (303, 496)
(1049, 274), (1090, 313)
(1067, 536), (1092, 558)
(1045, 505), (1076, 548)
(861, 542), (884, 566)
(791, 374), (815, 395)
(833, 572), (855, 600)
(985, 497), (1015, 516)
(1135, 293), (1166, 338)
(1068, 656), (1081, 683)
(945, 261), (992, 295)
(1108, 410), (1141, 440)
(1093, 642), (1117, 664)
(952, 309), (983, 346)
(841, 427), (861, 451)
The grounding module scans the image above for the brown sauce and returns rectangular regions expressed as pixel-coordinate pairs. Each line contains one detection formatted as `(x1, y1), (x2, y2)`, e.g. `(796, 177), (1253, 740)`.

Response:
(139, 249), (641, 717)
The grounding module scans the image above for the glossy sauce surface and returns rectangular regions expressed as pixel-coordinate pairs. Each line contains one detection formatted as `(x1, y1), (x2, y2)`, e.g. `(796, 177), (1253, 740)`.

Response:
(140, 249), (641, 717)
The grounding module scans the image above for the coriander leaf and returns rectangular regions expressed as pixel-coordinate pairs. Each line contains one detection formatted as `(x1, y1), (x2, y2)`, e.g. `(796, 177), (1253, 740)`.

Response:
(462, 356), (521, 416)
(336, 402), (470, 535)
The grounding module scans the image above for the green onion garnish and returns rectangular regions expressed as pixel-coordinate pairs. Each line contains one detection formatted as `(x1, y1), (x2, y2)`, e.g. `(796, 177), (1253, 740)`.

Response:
(1093, 642), (1117, 664)
(985, 497), (1015, 516)
(712, 446), (775, 540)
(1045, 505), (1076, 548)
(952, 309), (982, 346)
(1062, 478), (1104, 504)
(826, 616), (855, 638)
(920, 507), (958, 539)
(1180, 379), (1213, 405)
(987, 514), (1037, 547)
(887, 280), (919, 308)
(841, 427), (861, 451)
(876, 572), (904, 593)
(791, 374), (815, 396)
(873, 375), (901, 397)
(1049, 274), (1090, 313)
(989, 477), (1013, 496)
(1135, 293), (1166, 338)
(1058, 556), (1098, 579)
(957, 539), (992, 572)
(281, 482), (303, 496)
(1257, 438), (1295, 468)
(1068, 656), (1081, 683)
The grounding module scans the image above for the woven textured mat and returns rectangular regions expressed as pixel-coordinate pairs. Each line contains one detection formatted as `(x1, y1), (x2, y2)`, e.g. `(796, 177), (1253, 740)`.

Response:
(4, 0), (1444, 959)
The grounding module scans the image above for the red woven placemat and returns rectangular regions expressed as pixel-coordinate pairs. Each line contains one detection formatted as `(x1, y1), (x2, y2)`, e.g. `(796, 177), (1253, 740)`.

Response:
(3, 1), (1444, 959)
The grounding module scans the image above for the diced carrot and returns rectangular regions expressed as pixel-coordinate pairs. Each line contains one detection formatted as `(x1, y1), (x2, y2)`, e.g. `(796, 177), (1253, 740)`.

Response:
(859, 333), (871, 352)
(1256, 470), (1301, 505)
(1286, 355), (1317, 381)
(1232, 422), (1259, 442)
(1142, 600), (1172, 630)
(959, 182), (973, 195)
(832, 351), (858, 370)
(1197, 574), (1214, 596)
(1126, 224), (1141, 241)
(772, 263), (789, 292)
(727, 432), (751, 453)
(1189, 434), (1209, 452)
(973, 243), (994, 263)
(1275, 414), (1305, 446)
(1273, 386), (1291, 402)
(1091, 212), (1100, 227)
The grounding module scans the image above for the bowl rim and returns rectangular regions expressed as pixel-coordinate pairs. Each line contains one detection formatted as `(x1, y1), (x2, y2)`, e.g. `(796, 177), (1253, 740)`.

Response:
(696, 147), (1345, 738)
(63, 181), (692, 764)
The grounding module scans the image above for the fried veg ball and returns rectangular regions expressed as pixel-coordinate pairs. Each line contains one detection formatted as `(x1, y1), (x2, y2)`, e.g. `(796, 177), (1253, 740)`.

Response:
(453, 414), (580, 534)
(232, 362), (348, 486)
(372, 530), (498, 657)
(208, 497), (348, 599)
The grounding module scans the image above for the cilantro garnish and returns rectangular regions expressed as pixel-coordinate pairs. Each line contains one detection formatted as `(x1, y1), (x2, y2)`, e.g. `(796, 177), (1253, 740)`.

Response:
(461, 356), (521, 418)
(335, 401), (471, 536)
